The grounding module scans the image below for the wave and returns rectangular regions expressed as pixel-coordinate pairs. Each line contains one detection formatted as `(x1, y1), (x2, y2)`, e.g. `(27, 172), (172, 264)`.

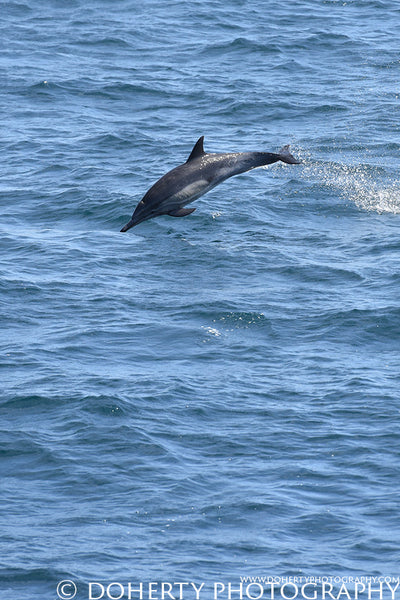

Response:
(201, 36), (281, 56)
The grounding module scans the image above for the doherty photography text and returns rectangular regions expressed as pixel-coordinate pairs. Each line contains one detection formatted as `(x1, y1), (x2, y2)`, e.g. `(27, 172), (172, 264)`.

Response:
(56, 576), (400, 600)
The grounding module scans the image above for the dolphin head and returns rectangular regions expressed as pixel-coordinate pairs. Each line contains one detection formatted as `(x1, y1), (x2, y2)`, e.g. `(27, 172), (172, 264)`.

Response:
(120, 218), (137, 232)
(120, 198), (165, 231)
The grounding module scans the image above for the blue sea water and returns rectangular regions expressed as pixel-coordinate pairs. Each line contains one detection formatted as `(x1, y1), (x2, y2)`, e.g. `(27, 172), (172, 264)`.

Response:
(1, 0), (400, 598)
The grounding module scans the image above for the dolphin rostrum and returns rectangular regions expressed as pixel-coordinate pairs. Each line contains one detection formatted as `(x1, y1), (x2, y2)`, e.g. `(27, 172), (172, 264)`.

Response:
(120, 136), (300, 231)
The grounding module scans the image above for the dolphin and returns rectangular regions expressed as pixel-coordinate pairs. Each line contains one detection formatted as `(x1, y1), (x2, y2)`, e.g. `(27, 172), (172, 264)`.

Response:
(120, 136), (300, 231)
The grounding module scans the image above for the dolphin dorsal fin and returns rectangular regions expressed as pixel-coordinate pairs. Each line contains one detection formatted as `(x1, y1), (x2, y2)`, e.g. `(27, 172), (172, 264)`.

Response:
(186, 136), (205, 162)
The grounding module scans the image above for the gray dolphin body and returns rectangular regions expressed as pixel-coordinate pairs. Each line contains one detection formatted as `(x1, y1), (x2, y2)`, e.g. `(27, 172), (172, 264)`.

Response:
(120, 136), (300, 231)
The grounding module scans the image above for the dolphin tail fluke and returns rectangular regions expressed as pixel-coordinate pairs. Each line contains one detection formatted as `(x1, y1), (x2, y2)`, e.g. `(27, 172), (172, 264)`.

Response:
(278, 145), (301, 164)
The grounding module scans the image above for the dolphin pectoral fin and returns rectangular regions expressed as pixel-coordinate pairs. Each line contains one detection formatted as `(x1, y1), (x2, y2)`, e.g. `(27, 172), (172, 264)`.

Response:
(186, 136), (205, 162)
(168, 207), (196, 217)
(278, 145), (301, 164)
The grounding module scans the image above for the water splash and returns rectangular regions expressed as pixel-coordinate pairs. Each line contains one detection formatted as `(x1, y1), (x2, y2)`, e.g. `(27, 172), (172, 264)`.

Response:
(299, 151), (400, 214)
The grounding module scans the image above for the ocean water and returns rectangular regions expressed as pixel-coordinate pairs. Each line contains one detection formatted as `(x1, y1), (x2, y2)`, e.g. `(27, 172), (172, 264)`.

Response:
(1, 1), (400, 599)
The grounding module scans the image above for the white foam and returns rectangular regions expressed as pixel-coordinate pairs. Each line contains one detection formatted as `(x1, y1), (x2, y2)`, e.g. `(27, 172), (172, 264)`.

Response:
(299, 151), (400, 214)
(201, 326), (222, 337)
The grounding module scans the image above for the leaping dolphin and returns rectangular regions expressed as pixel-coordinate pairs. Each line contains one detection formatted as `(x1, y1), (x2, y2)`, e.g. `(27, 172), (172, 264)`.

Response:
(120, 136), (300, 231)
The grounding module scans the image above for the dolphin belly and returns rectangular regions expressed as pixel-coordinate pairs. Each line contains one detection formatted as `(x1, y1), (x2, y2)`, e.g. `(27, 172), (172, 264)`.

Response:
(164, 179), (214, 208)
